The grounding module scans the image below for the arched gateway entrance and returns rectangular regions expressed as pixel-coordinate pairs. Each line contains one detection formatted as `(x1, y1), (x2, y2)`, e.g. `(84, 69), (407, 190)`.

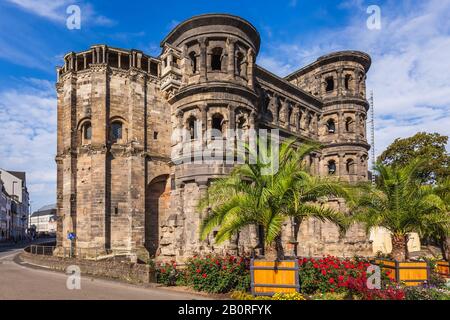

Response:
(145, 174), (170, 257)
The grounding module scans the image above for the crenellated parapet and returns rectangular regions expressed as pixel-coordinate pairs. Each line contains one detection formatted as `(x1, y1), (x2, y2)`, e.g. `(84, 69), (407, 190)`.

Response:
(56, 45), (160, 82)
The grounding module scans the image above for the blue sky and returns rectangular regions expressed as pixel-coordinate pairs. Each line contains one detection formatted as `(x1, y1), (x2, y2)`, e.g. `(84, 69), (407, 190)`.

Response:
(0, 0), (449, 211)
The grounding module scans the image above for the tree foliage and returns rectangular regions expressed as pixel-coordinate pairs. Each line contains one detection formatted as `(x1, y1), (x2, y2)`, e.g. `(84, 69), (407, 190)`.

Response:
(377, 132), (450, 182)
(349, 158), (450, 261)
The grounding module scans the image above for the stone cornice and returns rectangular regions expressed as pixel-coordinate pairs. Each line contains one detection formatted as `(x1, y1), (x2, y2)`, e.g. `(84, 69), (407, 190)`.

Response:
(255, 66), (323, 110)
(169, 81), (258, 104)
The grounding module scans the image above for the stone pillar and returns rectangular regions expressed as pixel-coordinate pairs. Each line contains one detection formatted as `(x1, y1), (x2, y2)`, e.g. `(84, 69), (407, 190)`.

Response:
(338, 111), (344, 138)
(90, 65), (108, 251)
(198, 38), (207, 82)
(226, 37), (235, 80)
(128, 72), (147, 253)
(294, 107), (300, 132)
(338, 153), (345, 177)
(83, 53), (87, 69)
(102, 46), (106, 64)
(272, 95), (279, 124)
(136, 52), (142, 69)
(247, 48), (255, 89)
(249, 110), (256, 129)
(181, 44), (189, 84)
(118, 52), (121, 69)
(201, 103), (208, 148)
(337, 68), (343, 96)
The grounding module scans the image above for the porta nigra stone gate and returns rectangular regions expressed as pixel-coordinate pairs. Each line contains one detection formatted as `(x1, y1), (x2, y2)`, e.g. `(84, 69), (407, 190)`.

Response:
(55, 14), (372, 262)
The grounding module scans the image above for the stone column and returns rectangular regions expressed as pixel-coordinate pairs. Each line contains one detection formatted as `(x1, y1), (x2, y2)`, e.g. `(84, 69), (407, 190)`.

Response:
(128, 72), (147, 253)
(102, 46), (106, 64)
(338, 111), (344, 138)
(247, 48), (255, 89)
(118, 52), (121, 69)
(201, 103), (208, 148)
(226, 37), (235, 80)
(337, 68), (343, 96)
(197, 181), (210, 251)
(198, 38), (207, 82)
(90, 65), (108, 251)
(136, 52), (142, 69)
(338, 153), (346, 177)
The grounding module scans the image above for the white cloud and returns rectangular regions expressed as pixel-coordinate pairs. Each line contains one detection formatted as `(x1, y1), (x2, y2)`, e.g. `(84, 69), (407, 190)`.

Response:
(6, 0), (71, 22)
(257, 0), (450, 158)
(0, 78), (57, 210)
(5, 0), (115, 27)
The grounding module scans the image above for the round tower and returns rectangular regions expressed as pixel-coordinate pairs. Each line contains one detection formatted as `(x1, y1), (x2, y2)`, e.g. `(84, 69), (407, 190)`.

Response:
(287, 51), (371, 182)
(159, 14), (261, 257)
(314, 51), (371, 182)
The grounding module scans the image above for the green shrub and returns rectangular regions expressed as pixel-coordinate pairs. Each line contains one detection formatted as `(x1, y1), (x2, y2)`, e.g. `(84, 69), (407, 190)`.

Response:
(155, 260), (179, 286)
(405, 286), (450, 300)
(182, 254), (250, 293)
(311, 291), (349, 300)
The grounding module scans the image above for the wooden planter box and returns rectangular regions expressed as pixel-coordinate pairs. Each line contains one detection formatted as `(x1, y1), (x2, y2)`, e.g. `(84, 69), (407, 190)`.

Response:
(250, 259), (299, 296)
(436, 260), (450, 278)
(373, 258), (430, 286)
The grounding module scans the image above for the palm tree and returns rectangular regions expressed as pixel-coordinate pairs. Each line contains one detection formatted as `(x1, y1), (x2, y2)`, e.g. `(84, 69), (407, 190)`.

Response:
(349, 159), (450, 262)
(198, 138), (349, 260)
(430, 178), (450, 261)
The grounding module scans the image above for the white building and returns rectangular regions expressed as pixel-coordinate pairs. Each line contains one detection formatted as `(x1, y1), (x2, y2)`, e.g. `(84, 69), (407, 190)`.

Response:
(0, 179), (10, 241)
(30, 204), (57, 235)
(0, 169), (30, 240)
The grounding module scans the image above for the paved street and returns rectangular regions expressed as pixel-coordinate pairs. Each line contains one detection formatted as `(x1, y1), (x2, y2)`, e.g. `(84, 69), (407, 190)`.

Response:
(0, 243), (207, 300)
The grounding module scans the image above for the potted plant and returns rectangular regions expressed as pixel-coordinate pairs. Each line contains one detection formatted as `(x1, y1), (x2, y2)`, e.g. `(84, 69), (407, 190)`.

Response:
(349, 158), (450, 285)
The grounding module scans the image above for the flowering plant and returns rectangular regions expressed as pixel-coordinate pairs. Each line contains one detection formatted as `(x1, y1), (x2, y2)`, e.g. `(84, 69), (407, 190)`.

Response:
(155, 260), (179, 286)
(298, 256), (405, 300)
(183, 254), (250, 293)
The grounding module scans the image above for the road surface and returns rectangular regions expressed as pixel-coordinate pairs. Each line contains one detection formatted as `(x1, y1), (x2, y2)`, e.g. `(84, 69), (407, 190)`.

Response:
(0, 242), (207, 300)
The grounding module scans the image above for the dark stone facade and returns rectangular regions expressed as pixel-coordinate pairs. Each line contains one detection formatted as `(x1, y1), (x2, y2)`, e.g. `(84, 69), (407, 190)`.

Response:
(55, 14), (372, 262)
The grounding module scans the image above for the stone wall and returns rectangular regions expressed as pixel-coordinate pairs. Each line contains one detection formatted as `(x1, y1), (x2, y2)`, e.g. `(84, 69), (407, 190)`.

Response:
(20, 251), (154, 284)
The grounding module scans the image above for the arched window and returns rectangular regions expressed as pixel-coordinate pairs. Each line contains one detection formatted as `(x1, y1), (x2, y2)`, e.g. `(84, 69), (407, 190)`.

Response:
(328, 160), (336, 175)
(236, 51), (246, 77)
(189, 51), (197, 74)
(325, 77), (334, 92)
(211, 47), (223, 71)
(237, 116), (246, 129)
(346, 159), (355, 174)
(187, 116), (197, 140)
(345, 74), (352, 90)
(345, 117), (354, 132)
(211, 113), (224, 138)
(327, 119), (336, 133)
(110, 121), (123, 142)
(83, 122), (92, 140)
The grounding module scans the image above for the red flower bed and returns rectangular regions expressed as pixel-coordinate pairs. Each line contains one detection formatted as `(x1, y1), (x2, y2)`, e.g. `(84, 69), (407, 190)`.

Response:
(298, 256), (405, 300)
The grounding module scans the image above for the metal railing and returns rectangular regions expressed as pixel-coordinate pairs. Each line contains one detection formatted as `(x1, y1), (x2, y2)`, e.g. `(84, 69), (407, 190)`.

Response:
(28, 245), (55, 256)
(26, 245), (105, 260)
